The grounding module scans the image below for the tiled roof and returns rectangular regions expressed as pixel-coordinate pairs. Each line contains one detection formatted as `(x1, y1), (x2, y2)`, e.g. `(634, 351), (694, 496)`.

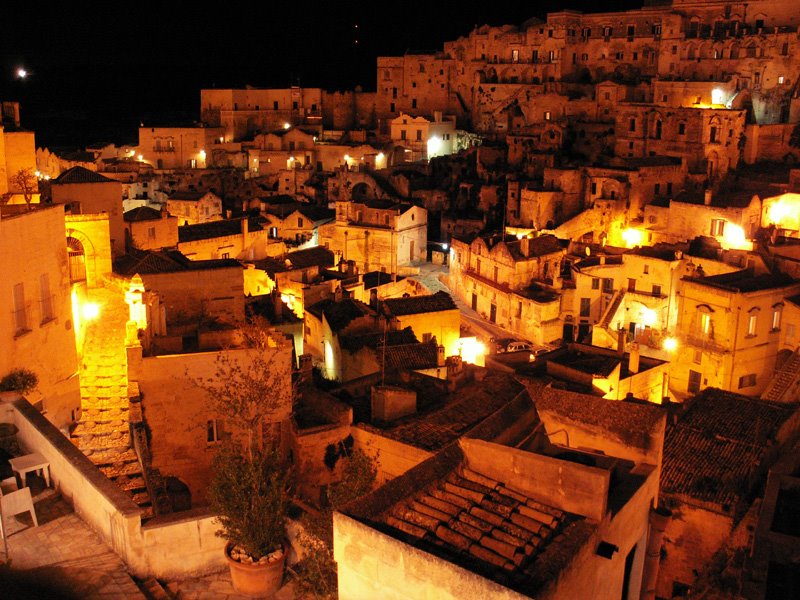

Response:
(787, 294), (800, 308)
(355, 444), (593, 597)
(114, 249), (241, 276)
(53, 166), (114, 185)
(168, 191), (209, 201)
(661, 388), (795, 509)
(339, 327), (418, 353)
(286, 246), (335, 270)
(178, 217), (263, 243)
(382, 291), (457, 317)
(123, 206), (162, 222)
(382, 340), (439, 371)
(684, 269), (798, 293)
(363, 271), (401, 290)
(361, 371), (526, 451)
(525, 382), (666, 451)
(306, 298), (376, 333)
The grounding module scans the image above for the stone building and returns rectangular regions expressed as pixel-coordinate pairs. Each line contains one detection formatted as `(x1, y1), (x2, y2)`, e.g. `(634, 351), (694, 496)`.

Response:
(336, 378), (668, 600)
(137, 124), (224, 170)
(177, 216), (279, 261)
(673, 269), (800, 397)
(380, 291), (461, 360)
(658, 388), (800, 598)
(319, 200), (427, 274)
(449, 233), (564, 344)
(165, 190), (222, 226)
(123, 206), (179, 251)
(52, 166), (126, 257)
(0, 205), (81, 429)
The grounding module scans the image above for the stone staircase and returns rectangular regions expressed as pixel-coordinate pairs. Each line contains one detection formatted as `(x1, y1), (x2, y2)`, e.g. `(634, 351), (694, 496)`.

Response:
(762, 349), (800, 403)
(70, 287), (153, 518)
(600, 289), (625, 330)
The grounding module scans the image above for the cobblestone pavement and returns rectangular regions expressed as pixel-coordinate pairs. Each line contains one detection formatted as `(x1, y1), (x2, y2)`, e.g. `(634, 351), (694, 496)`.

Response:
(166, 571), (296, 599)
(0, 488), (145, 599)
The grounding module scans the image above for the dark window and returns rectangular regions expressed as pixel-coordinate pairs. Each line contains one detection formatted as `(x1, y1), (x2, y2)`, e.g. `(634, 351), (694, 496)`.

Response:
(739, 374), (757, 389)
(653, 284), (662, 296)
(602, 278), (614, 293)
(580, 297), (591, 317)
(592, 278), (600, 290)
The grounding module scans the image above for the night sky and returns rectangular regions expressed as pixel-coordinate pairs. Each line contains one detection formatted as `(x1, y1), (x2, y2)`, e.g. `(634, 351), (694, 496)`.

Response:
(2, 1), (638, 148)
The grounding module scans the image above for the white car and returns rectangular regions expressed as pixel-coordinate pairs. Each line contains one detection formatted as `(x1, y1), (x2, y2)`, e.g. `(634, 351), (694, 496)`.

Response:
(505, 341), (533, 353)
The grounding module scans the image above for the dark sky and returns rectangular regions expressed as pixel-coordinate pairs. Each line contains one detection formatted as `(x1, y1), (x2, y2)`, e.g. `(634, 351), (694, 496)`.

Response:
(1, 1), (638, 147)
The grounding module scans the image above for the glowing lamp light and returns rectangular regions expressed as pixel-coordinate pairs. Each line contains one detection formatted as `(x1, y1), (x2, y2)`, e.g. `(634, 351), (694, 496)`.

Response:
(711, 88), (725, 105)
(137, 154), (144, 161)
(456, 337), (486, 365)
(343, 154), (350, 161)
(720, 223), (752, 250)
(622, 228), (644, 248)
(377, 152), (385, 160)
(639, 307), (658, 327)
(16, 67), (27, 79)
(82, 302), (100, 321)
(427, 135), (443, 158)
(663, 337), (678, 352)
(283, 122), (291, 130)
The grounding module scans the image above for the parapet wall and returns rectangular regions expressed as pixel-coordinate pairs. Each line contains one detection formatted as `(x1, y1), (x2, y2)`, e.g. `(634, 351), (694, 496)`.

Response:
(0, 393), (226, 579)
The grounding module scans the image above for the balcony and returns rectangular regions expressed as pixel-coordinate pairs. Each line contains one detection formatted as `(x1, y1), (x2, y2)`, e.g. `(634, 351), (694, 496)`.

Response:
(684, 333), (729, 354)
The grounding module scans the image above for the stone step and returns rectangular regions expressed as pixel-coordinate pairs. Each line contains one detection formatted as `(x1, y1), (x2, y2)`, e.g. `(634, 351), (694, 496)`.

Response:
(72, 420), (129, 437)
(100, 462), (143, 479)
(81, 447), (139, 466)
(72, 435), (132, 455)
(132, 491), (151, 506)
(113, 474), (147, 493)
(137, 577), (173, 600)
(81, 407), (129, 421)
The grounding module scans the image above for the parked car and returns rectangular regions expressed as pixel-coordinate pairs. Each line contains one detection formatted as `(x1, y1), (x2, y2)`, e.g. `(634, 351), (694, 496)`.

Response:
(505, 341), (534, 353)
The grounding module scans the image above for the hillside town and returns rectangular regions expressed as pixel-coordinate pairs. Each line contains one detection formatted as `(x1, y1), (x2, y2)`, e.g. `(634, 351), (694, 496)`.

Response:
(2, 0), (800, 598)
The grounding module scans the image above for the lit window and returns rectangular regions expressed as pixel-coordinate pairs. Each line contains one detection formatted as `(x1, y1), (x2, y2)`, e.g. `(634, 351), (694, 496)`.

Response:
(778, 75), (785, 84)
(772, 305), (782, 330)
(710, 219), (726, 236)
(747, 314), (757, 336)
(700, 313), (711, 336)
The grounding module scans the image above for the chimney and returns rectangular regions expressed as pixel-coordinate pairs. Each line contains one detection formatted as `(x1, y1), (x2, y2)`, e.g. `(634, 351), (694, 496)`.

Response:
(617, 328), (626, 356)
(434, 110), (443, 123)
(241, 216), (249, 239)
(437, 345), (446, 367)
(703, 189), (712, 206)
(629, 342), (640, 374)
(520, 236), (530, 257)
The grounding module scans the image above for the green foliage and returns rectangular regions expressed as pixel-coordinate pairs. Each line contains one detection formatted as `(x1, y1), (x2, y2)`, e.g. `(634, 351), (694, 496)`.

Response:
(0, 368), (39, 395)
(207, 443), (290, 558)
(191, 319), (293, 558)
(291, 449), (377, 599)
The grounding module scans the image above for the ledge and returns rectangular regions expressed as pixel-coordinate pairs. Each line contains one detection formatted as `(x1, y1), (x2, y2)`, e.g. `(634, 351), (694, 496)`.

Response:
(9, 395), (142, 518)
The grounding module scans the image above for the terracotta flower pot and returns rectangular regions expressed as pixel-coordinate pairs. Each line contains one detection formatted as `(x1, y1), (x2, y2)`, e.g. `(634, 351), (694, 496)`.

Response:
(225, 542), (286, 597)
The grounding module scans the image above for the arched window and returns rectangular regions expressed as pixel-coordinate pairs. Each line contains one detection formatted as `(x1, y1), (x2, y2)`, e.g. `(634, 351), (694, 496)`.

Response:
(67, 237), (87, 283)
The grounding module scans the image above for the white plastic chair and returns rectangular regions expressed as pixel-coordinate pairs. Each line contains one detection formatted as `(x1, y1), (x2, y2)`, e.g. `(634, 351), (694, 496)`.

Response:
(1, 486), (38, 527)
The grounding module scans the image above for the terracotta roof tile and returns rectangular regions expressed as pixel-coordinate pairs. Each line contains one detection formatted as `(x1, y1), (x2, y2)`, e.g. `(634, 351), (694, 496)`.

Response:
(382, 291), (456, 316)
(53, 166), (114, 184)
(661, 388), (795, 509)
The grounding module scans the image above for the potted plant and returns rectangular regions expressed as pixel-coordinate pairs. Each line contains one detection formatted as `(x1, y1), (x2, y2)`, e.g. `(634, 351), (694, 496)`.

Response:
(195, 321), (293, 596)
(209, 443), (291, 596)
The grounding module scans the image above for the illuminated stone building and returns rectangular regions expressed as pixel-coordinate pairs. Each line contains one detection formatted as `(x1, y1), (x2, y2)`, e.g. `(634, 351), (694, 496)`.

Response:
(336, 378), (668, 600)
(138, 124), (224, 170)
(0, 205), (80, 429)
(449, 233), (565, 345)
(123, 206), (179, 251)
(319, 200), (427, 274)
(165, 190), (222, 226)
(672, 269), (800, 397)
(52, 166), (126, 257)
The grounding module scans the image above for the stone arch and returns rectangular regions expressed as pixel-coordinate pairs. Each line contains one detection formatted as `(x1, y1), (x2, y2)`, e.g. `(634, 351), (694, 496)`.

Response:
(729, 42), (740, 59)
(686, 43), (697, 60)
(66, 228), (100, 288)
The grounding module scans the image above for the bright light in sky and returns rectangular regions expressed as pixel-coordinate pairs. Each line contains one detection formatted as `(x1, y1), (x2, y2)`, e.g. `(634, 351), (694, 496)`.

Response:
(16, 67), (27, 79)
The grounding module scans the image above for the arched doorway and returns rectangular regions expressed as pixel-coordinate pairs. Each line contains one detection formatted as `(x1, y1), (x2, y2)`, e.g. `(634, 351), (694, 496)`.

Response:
(67, 236), (87, 284)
